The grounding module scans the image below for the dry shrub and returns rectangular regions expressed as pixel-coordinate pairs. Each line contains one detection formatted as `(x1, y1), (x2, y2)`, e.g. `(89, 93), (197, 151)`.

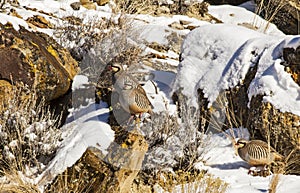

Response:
(0, 83), (62, 179)
(113, 0), (209, 17)
(0, 170), (39, 193)
(268, 174), (280, 193)
(141, 91), (211, 172)
(254, 0), (290, 32)
(136, 91), (226, 192)
(147, 169), (227, 193)
(113, 0), (154, 14)
(44, 167), (92, 193)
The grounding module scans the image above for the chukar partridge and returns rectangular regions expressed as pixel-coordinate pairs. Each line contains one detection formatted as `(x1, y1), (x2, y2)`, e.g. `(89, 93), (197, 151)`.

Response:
(235, 139), (283, 167)
(111, 63), (153, 116)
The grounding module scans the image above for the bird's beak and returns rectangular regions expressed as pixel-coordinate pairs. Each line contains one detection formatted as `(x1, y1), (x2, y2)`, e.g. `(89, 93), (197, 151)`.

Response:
(233, 143), (239, 156)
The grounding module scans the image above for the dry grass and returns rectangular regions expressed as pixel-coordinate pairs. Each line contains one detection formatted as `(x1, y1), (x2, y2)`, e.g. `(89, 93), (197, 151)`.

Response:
(113, 0), (154, 14)
(0, 0), (5, 9)
(0, 170), (39, 193)
(268, 174), (280, 193)
(254, 0), (290, 32)
(152, 169), (228, 193)
(0, 83), (62, 192)
(113, 0), (209, 18)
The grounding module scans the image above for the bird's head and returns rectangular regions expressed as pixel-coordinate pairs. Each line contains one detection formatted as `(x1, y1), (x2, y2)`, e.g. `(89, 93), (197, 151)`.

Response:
(109, 63), (123, 74)
(235, 138), (248, 148)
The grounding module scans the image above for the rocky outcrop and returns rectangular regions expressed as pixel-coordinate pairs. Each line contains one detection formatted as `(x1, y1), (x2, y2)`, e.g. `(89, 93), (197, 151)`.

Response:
(0, 23), (79, 102)
(46, 127), (148, 193)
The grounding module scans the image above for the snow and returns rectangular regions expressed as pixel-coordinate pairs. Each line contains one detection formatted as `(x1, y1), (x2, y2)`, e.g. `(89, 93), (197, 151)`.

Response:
(133, 14), (208, 46)
(0, 13), (29, 30)
(72, 74), (89, 91)
(208, 5), (284, 36)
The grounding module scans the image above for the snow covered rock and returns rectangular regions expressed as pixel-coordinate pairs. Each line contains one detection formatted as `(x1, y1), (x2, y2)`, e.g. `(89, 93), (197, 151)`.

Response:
(173, 24), (300, 174)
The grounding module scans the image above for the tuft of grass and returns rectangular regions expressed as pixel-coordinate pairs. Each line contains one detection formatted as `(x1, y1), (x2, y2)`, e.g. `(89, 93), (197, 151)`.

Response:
(268, 174), (280, 193)
(254, 0), (289, 32)
(151, 169), (228, 193)
(112, 0), (154, 14)
(0, 170), (40, 193)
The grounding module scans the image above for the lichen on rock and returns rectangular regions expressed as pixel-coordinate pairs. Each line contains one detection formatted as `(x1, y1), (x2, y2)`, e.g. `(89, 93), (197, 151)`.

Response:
(0, 23), (80, 102)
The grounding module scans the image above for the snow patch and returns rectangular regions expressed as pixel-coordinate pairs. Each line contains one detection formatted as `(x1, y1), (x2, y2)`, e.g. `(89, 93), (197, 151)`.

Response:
(208, 5), (284, 36)
(0, 13), (29, 30)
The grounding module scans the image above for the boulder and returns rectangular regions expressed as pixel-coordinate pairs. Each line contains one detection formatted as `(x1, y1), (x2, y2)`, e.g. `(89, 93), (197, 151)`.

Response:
(46, 128), (148, 193)
(95, 0), (110, 6)
(80, 0), (96, 10)
(283, 46), (300, 85)
(26, 15), (52, 29)
(0, 23), (79, 102)
(70, 2), (81, 10)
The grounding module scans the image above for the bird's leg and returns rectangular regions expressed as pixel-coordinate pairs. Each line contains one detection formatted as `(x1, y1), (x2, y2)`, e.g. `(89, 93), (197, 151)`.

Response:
(127, 114), (136, 125)
(135, 116), (141, 127)
(127, 114), (142, 126)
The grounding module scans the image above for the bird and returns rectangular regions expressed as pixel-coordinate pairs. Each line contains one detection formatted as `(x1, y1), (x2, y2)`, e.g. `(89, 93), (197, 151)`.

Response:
(110, 63), (153, 118)
(235, 139), (284, 167)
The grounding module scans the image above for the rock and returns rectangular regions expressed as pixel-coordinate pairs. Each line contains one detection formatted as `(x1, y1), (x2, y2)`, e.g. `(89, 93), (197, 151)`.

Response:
(80, 0), (96, 10)
(46, 127), (149, 192)
(80, 0), (92, 4)
(283, 45), (300, 85)
(168, 22), (184, 30)
(70, 2), (81, 10)
(26, 15), (52, 28)
(255, 0), (300, 35)
(45, 147), (115, 193)
(105, 128), (149, 193)
(248, 95), (300, 156)
(95, 0), (109, 6)
(82, 3), (96, 10)
(0, 23), (79, 102)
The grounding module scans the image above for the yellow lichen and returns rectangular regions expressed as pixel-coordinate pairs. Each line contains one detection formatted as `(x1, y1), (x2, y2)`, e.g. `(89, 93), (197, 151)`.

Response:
(47, 45), (59, 58)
